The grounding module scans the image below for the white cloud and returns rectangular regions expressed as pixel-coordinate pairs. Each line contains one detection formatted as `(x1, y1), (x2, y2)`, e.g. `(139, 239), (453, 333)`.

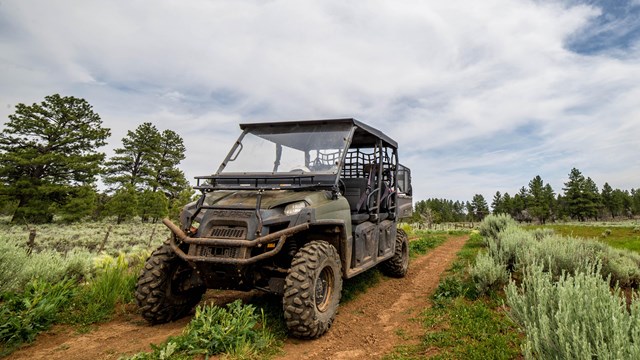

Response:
(0, 0), (639, 202)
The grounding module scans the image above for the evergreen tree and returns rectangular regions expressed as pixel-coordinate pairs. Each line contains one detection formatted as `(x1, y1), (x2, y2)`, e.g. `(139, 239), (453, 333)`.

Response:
(527, 175), (553, 223)
(105, 185), (138, 224)
(601, 183), (615, 218)
(103, 122), (161, 190)
(470, 194), (489, 221)
(542, 184), (556, 223)
(631, 189), (640, 216)
(138, 189), (169, 222)
(491, 191), (503, 214)
(562, 168), (592, 221)
(584, 177), (601, 220)
(169, 188), (196, 222)
(502, 192), (514, 217)
(151, 130), (190, 198)
(0, 94), (110, 223)
(58, 185), (98, 223)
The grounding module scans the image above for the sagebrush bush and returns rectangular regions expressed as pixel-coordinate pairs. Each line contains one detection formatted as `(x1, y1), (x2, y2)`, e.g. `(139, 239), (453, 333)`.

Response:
(491, 225), (534, 271)
(478, 214), (517, 243)
(506, 263), (640, 359)
(530, 228), (554, 241)
(0, 237), (91, 293)
(470, 252), (509, 295)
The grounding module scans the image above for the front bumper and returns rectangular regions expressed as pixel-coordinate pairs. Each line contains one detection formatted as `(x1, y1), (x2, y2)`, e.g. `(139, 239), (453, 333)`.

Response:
(163, 218), (309, 265)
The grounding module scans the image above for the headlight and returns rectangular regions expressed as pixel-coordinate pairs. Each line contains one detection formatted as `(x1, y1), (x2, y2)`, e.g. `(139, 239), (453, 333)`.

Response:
(284, 201), (307, 216)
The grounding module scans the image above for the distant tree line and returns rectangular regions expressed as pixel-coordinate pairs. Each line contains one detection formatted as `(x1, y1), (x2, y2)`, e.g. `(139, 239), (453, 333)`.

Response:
(411, 168), (640, 224)
(0, 94), (195, 224)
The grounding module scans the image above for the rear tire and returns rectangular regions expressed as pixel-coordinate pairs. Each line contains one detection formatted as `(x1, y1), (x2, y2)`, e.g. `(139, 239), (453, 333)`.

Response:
(283, 240), (343, 339)
(381, 228), (409, 277)
(135, 239), (205, 324)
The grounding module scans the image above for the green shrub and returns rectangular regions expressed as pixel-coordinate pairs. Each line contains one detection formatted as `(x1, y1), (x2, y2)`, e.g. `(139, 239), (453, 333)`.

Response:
(0, 237), (91, 293)
(486, 225), (534, 271)
(478, 214), (517, 243)
(127, 300), (279, 359)
(506, 264), (640, 359)
(470, 252), (509, 295)
(409, 232), (446, 257)
(530, 227), (554, 241)
(432, 277), (469, 305)
(0, 278), (76, 355)
(64, 253), (140, 325)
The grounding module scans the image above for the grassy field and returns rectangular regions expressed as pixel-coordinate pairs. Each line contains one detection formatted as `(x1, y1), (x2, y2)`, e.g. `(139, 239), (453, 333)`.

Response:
(526, 221), (640, 252)
(0, 217), (169, 256)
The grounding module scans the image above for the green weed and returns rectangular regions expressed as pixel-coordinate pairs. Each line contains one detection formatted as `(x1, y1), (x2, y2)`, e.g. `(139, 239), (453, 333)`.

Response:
(409, 232), (447, 257)
(0, 278), (77, 356)
(126, 300), (280, 360)
(63, 253), (141, 325)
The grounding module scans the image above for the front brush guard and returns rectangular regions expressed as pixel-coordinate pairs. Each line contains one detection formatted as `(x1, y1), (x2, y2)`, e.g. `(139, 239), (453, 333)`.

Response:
(162, 218), (309, 265)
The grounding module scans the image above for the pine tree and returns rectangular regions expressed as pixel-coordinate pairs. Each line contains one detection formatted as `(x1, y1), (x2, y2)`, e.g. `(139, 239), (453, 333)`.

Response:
(0, 94), (110, 223)
(103, 122), (161, 190)
(491, 191), (503, 214)
(601, 183), (615, 218)
(150, 130), (190, 198)
(470, 194), (489, 221)
(562, 168), (591, 221)
(105, 185), (138, 224)
(138, 189), (169, 223)
(527, 175), (552, 223)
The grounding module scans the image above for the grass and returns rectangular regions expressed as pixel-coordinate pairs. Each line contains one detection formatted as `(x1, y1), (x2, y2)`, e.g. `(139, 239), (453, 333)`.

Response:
(0, 252), (144, 355)
(385, 232), (523, 359)
(409, 231), (451, 258)
(526, 223), (640, 252)
(0, 216), (167, 257)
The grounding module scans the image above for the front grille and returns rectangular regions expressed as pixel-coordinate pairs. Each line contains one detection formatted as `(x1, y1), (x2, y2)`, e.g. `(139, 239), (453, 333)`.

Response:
(209, 226), (247, 239)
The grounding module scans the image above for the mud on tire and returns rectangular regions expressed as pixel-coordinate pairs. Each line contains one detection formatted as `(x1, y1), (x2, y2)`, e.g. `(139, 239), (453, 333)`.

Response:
(135, 239), (205, 324)
(283, 240), (343, 339)
(381, 228), (409, 278)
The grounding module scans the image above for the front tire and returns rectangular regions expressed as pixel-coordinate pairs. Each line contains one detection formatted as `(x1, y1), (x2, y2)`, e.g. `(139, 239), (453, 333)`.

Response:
(283, 240), (343, 339)
(381, 228), (409, 277)
(135, 239), (205, 324)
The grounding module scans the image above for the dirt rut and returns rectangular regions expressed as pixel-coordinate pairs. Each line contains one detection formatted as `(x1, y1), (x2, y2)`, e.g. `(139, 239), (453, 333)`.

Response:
(8, 235), (467, 360)
(277, 235), (467, 360)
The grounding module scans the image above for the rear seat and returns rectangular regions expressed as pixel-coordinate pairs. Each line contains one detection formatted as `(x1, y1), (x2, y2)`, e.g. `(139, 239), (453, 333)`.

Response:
(341, 178), (370, 224)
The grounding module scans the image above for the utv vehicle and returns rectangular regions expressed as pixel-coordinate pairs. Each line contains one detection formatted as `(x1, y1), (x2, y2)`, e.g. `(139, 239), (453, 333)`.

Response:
(136, 118), (413, 338)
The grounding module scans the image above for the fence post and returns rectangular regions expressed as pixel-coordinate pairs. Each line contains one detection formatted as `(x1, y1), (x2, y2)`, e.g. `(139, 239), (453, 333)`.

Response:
(26, 229), (36, 255)
(98, 225), (113, 253)
(148, 226), (156, 248)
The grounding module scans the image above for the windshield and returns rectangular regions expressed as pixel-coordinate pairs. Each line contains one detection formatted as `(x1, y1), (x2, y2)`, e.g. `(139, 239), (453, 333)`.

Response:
(219, 123), (352, 175)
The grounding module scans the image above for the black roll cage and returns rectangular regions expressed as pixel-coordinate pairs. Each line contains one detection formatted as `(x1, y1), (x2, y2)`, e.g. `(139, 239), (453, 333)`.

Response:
(195, 118), (400, 197)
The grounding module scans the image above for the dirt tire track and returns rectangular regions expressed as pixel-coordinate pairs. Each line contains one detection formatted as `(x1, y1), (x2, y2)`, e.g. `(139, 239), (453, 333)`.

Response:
(6, 291), (251, 360)
(277, 235), (468, 360)
(7, 236), (467, 360)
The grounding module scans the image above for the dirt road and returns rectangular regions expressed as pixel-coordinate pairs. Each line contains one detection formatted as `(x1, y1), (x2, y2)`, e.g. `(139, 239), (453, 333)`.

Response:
(8, 235), (467, 360)
(277, 235), (467, 360)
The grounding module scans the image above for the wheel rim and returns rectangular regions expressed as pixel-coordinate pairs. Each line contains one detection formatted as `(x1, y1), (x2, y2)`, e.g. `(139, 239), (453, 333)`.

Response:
(315, 266), (334, 312)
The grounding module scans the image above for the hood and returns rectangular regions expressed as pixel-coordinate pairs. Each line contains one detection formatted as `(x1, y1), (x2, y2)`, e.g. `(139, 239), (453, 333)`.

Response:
(203, 190), (319, 209)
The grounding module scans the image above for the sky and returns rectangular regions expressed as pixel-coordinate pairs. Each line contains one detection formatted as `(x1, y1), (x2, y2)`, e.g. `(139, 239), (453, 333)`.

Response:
(1, 0), (639, 203)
